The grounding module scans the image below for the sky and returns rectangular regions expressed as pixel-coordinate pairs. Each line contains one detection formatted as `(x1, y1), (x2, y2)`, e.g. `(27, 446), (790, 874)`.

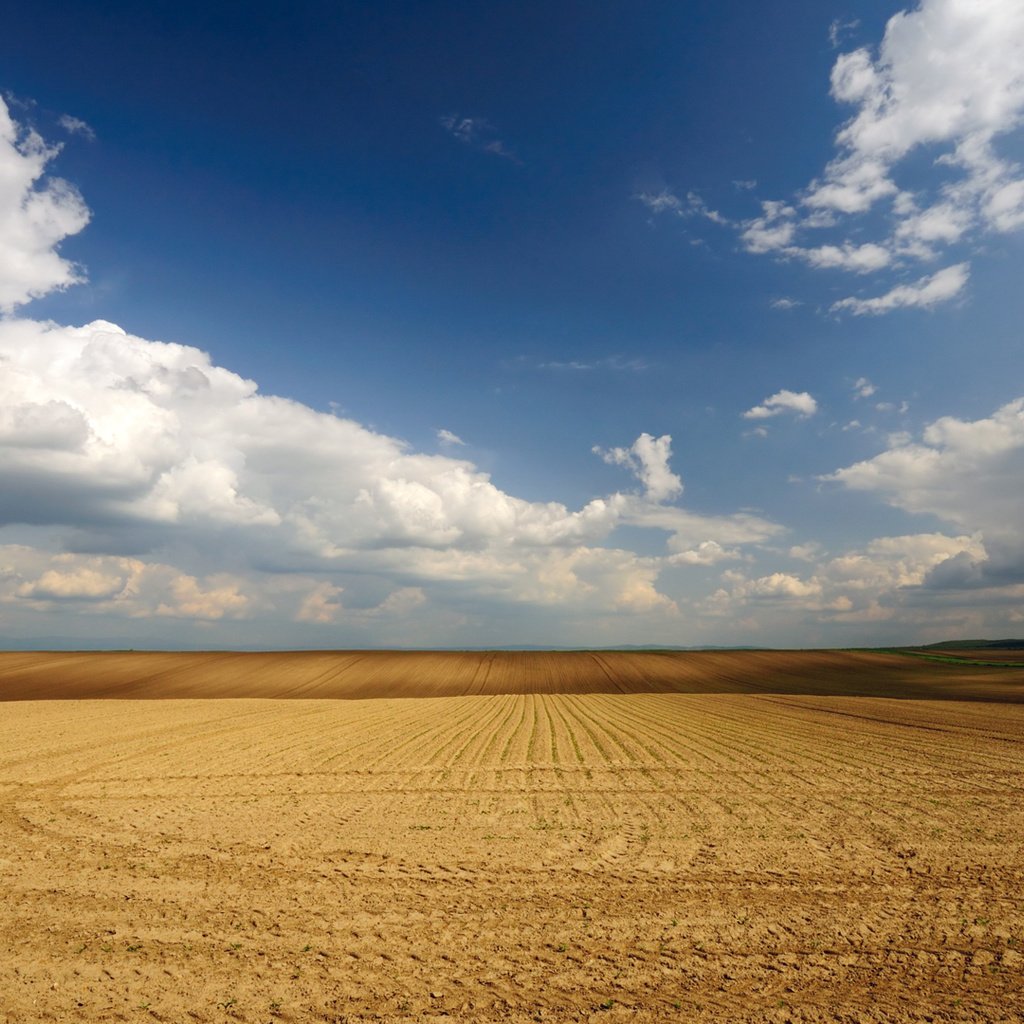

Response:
(0, 0), (1023, 649)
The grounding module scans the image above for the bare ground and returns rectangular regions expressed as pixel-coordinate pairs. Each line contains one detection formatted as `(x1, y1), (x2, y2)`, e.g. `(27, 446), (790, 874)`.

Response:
(1, 648), (1022, 702)
(2, 655), (1023, 1022)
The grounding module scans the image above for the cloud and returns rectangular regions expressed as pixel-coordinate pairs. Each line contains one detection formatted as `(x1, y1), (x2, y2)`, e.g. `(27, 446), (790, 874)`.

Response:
(155, 573), (248, 620)
(440, 114), (519, 162)
(828, 17), (860, 49)
(0, 96), (91, 311)
(739, 201), (797, 252)
(828, 395), (1024, 539)
(769, 297), (802, 311)
(736, 1), (1024, 311)
(827, 395), (1024, 596)
(830, 262), (969, 315)
(296, 581), (343, 624)
(788, 241), (891, 273)
(634, 189), (684, 215)
(0, 93), (789, 643)
(705, 531), (990, 636)
(18, 562), (128, 601)
(437, 428), (466, 447)
(57, 114), (95, 141)
(743, 390), (818, 420)
(593, 433), (683, 503)
(852, 377), (876, 399)
(813, 1), (1024, 218)
(635, 189), (728, 225)
(537, 356), (647, 372)
(0, 319), (783, 630)
(666, 540), (741, 566)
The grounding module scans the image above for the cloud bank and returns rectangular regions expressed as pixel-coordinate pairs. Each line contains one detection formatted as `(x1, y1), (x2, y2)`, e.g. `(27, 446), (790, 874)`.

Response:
(0, 96), (786, 643)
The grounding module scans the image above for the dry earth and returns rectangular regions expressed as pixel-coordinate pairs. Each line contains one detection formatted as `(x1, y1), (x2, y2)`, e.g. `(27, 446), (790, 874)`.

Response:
(2, 649), (1023, 702)
(2, 652), (1023, 1023)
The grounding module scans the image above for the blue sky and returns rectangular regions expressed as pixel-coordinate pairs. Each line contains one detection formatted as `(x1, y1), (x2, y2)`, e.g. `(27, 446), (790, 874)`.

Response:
(1, 0), (1022, 648)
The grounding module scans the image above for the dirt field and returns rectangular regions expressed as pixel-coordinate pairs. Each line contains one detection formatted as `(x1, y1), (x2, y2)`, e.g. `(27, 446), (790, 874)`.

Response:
(2, 654), (1023, 1022)
(2, 648), (1022, 702)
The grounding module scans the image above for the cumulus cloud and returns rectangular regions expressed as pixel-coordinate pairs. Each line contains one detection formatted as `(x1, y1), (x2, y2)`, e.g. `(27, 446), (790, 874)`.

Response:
(0, 96), (91, 311)
(852, 377), (876, 399)
(813, 0), (1024, 218)
(0, 317), (782, 632)
(827, 396), (1024, 599)
(789, 241), (891, 273)
(2, 546), (253, 621)
(666, 540), (741, 566)
(594, 433), (683, 503)
(704, 531), (990, 638)
(735, 1), (1024, 311)
(831, 262), (969, 315)
(828, 396), (1024, 540)
(743, 390), (818, 420)
(0, 90), (783, 641)
(18, 562), (128, 601)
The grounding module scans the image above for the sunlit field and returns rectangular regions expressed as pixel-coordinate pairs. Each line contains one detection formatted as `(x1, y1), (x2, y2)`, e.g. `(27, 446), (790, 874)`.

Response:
(2, 651), (1022, 1022)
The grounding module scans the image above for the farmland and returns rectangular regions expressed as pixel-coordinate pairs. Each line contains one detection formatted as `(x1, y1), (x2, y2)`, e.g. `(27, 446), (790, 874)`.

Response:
(2, 651), (1023, 1022)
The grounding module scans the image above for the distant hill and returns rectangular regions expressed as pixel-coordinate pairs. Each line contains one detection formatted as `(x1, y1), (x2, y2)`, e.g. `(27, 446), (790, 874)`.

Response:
(920, 639), (1024, 651)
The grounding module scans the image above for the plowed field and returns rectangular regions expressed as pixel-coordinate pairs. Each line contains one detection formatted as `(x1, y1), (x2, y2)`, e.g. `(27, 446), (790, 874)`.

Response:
(2, 655), (1023, 1022)
(2, 648), (1022, 701)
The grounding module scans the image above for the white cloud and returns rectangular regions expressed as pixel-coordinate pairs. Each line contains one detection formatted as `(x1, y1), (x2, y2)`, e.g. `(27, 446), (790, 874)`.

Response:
(746, 573), (823, 599)
(853, 377), (876, 399)
(831, 261), (969, 315)
(0, 93), (784, 641)
(789, 542), (823, 561)
(155, 573), (248, 620)
(635, 189), (728, 225)
(828, 396), (1024, 540)
(736, 1), (1024, 312)
(787, 241), (891, 273)
(666, 540), (741, 566)
(740, 200), (797, 253)
(0, 318), (781, 630)
(743, 389), (818, 420)
(437, 428), (466, 447)
(0, 96), (91, 311)
(813, 1), (1024, 215)
(57, 114), (95, 141)
(769, 297), (802, 310)
(594, 433), (683, 503)
(18, 562), (127, 601)
(827, 396), (1024, 600)
(705, 531), (989, 635)
(635, 189), (683, 215)
(2, 546), (254, 621)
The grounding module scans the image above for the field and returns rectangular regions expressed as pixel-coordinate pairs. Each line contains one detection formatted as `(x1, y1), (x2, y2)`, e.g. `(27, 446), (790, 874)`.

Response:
(2, 651), (1023, 1023)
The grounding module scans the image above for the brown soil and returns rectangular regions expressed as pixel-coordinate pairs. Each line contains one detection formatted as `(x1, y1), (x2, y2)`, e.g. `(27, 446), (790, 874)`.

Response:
(2, 656), (1023, 1022)
(1, 648), (1022, 702)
